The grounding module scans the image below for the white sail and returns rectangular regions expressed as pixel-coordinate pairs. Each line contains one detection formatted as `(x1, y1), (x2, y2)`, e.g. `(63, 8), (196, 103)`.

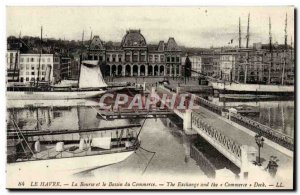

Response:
(79, 60), (108, 88)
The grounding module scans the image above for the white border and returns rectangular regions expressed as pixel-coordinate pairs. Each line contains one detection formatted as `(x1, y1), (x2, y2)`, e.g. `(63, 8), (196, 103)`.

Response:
(0, 0), (299, 194)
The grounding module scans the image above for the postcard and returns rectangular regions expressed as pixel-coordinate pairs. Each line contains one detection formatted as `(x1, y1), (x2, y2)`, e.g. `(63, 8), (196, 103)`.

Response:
(6, 6), (295, 190)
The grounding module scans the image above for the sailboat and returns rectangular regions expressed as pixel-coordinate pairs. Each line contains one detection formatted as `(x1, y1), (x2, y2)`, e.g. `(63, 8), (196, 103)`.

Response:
(6, 26), (115, 100)
(211, 14), (294, 97)
(6, 105), (141, 175)
(6, 60), (109, 100)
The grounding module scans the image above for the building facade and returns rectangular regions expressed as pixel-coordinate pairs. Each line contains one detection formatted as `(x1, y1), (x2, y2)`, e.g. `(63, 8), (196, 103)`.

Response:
(181, 55), (201, 77)
(53, 55), (61, 83)
(18, 54), (54, 83)
(6, 50), (20, 82)
(220, 53), (236, 81)
(85, 29), (182, 77)
(60, 57), (72, 80)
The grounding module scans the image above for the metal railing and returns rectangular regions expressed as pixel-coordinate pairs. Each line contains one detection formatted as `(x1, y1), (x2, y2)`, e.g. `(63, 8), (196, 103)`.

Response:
(230, 113), (294, 151)
(194, 95), (222, 115)
(192, 112), (242, 159)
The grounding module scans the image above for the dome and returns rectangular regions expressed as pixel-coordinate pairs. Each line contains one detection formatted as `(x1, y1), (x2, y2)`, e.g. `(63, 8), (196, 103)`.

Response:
(121, 29), (147, 48)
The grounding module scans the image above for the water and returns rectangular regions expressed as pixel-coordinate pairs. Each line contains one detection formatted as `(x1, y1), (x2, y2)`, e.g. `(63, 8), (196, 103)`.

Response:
(208, 97), (295, 138)
(6, 96), (294, 180)
(6, 99), (205, 179)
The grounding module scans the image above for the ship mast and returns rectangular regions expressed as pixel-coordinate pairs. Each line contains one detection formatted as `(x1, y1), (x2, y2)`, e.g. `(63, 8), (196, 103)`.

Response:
(12, 32), (21, 82)
(281, 13), (287, 85)
(290, 36), (293, 57)
(246, 13), (250, 48)
(90, 30), (93, 44)
(81, 30), (84, 45)
(284, 13), (288, 49)
(268, 17), (273, 84)
(36, 26), (43, 87)
(244, 13), (250, 83)
(237, 17), (241, 82)
(239, 17), (242, 49)
(77, 30), (85, 89)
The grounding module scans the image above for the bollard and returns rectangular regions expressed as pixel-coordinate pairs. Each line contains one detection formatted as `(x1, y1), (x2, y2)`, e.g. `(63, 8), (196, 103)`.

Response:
(143, 82), (146, 91)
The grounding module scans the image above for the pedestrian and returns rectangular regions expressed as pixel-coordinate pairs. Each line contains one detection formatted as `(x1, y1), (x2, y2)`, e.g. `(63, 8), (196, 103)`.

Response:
(265, 155), (279, 177)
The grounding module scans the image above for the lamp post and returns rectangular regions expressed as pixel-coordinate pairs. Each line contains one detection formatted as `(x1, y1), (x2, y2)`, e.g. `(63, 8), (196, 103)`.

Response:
(255, 134), (264, 166)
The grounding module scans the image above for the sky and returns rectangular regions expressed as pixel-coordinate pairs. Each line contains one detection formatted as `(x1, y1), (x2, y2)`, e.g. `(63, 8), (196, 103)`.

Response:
(6, 6), (295, 48)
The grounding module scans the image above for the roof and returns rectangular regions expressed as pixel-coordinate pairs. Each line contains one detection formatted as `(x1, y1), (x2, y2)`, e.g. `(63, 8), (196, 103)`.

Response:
(121, 29), (147, 48)
(157, 41), (165, 51)
(105, 41), (121, 50)
(165, 37), (181, 51)
(147, 44), (158, 52)
(89, 36), (105, 50)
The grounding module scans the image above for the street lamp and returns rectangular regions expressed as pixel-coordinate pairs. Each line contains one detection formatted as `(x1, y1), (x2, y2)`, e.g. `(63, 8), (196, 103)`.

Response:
(255, 134), (264, 166)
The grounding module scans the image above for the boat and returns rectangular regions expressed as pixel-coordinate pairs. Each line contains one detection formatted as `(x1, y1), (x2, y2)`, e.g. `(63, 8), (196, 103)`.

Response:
(233, 105), (259, 116)
(6, 101), (143, 175)
(7, 120), (141, 174)
(219, 93), (281, 100)
(6, 60), (109, 100)
(6, 99), (102, 109)
(211, 81), (294, 96)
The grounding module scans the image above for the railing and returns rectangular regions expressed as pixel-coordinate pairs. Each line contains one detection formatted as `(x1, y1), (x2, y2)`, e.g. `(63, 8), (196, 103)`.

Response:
(159, 86), (294, 152)
(194, 95), (222, 115)
(7, 146), (135, 163)
(191, 112), (241, 160)
(8, 129), (139, 163)
(230, 113), (294, 151)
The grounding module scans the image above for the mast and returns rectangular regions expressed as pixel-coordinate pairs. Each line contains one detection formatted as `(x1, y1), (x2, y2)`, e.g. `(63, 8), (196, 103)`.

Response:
(239, 17), (242, 48)
(90, 30), (93, 44)
(77, 30), (85, 89)
(282, 13), (288, 85)
(291, 37), (293, 58)
(244, 13), (250, 83)
(237, 17), (242, 82)
(268, 17), (273, 84)
(36, 26), (43, 87)
(82, 30), (84, 45)
(12, 32), (22, 82)
(246, 13), (250, 48)
(47, 65), (52, 82)
(284, 13), (288, 49)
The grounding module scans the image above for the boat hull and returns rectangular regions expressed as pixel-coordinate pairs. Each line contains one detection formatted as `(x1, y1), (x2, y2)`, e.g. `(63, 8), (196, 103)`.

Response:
(6, 90), (105, 100)
(211, 82), (294, 96)
(7, 150), (134, 179)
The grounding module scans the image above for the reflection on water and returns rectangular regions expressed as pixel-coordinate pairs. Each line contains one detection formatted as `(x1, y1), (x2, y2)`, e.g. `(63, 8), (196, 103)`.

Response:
(208, 97), (294, 137)
(6, 99), (205, 178)
(6, 96), (295, 179)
